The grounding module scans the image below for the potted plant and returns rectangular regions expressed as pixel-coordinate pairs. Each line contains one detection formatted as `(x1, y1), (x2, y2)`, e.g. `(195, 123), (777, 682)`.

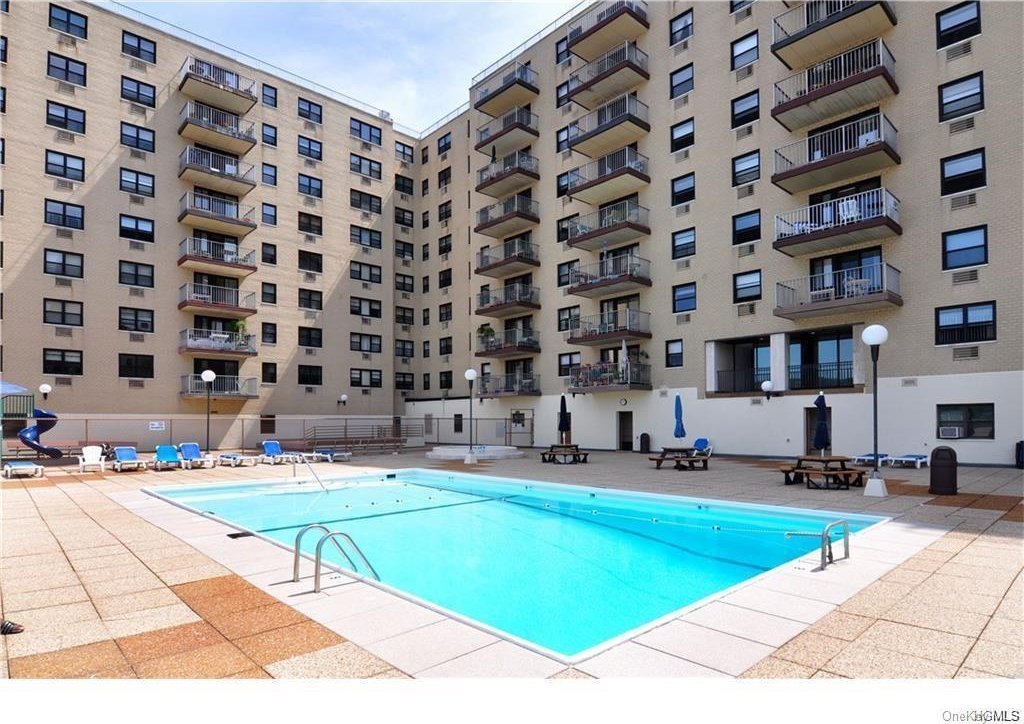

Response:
(477, 325), (495, 349)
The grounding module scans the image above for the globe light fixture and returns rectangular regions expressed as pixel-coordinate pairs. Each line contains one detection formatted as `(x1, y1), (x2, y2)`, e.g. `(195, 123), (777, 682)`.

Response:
(464, 369), (478, 464)
(861, 325), (889, 497)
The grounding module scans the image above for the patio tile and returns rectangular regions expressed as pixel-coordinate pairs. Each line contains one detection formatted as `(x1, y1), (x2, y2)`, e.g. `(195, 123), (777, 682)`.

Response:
(634, 621), (775, 677)
(8, 640), (129, 679)
(883, 600), (990, 638)
(157, 562), (233, 585)
(205, 601), (310, 640)
(739, 656), (816, 679)
(11, 601), (100, 630)
(681, 602), (807, 647)
(961, 640), (1023, 678)
(417, 641), (565, 678)
(3, 584), (90, 614)
(365, 619), (498, 674)
(721, 586), (835, 624)
(881, 568), (932, 585)
(117, 621), (230, 666)
(576, 641), (728, 678)
(103, 602), (202, 639)
(772, 632), (847, 669)
(323, 600), (447, 646)
(81, 572), (165, 599)
(838, 580), (916, 618)
(371, 668), (414, 679)
(549, 668), (595, 680)
(4, 619), (112, 659)
(232, 620), (345, 666)
(856, 620), (975, 666)
(265, 641), (393, 679)
(808, 611), (877, 641)
(92, 588), (183, 618)
(955, 667), (1007, 679)
(224, 667), (273, 679)
(979, 616), (1023, 646)
(822, 641), (957, 678)
(134, 641), (256, 679)
(292, 584), (398, 624)
(811, 670), (846, 679)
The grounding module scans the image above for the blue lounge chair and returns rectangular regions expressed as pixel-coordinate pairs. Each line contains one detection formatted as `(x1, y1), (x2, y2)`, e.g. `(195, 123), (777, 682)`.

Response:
(218, 452), (258, 467)
(179, 442), (216, 469)
(314, 448), (352, 462)
(891, 454), (929, 469)
(693, 438), (713, 457)
(851, 453), (890, 466)
(112, 446), (148, 472)
(153, 445), (184, 470)
(3, 461), (44, 478)
(260, 440), (304, 465)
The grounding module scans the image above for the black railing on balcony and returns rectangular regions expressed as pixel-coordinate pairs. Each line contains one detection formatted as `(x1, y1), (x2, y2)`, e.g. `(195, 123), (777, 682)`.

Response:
(716, 367), (771, 393)
(788, 361), (854, 390)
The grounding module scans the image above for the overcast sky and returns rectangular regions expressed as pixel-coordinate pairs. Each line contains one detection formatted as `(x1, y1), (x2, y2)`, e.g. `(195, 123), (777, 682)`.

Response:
(113, 1), (579, 132)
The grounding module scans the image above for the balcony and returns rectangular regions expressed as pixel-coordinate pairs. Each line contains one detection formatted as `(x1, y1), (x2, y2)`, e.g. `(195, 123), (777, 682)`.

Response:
(473, 61), (539, 116)
(565, 199), (650, 251)
(716, 367), (771, 394)
(179, 328), (256, 357)
(177, 238), (257, 277)
(774, 187), (901, 256)
(478, 373), (541, 399)
(774, 262), (902, 320)
(566, 147), (649, 206)
(178, 57), (258, 114)
(476, 152), (540, 198)
(771, 1), (897, 70)
(567, 1), (650, 61)
(788, 361), (854, 391)
(474, 195), (540, 238)
(567, 309), (651, 346)
(475, 284), (541, 318)
(475, 107), (540, 157)
(569, 94), (650, 159)
(567, 256), (651, 298)
(566, 41), (649, 109)
(772, 39), (898, 131)
(568, 362), (652, 394)
(178, 192), (257, 237)
(772, 113), (899, 194)
(475, 329), (541, 358)
(474, 237), (540, 278)
(180, 374), (259, 399)
(178, 102), (256, 155)
(177, 283), (256, 318)
(178, 147), (256, 196)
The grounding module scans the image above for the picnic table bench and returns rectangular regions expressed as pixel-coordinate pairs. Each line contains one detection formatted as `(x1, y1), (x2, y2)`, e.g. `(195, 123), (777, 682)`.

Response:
(781, 456), (867, 490)
(649, 447), (696, 469)
(541, 444), (588, 464)
(674, 456), (709, 471)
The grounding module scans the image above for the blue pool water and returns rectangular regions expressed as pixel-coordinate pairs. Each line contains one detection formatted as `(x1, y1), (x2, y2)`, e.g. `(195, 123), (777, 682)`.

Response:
(149, 470), (881, 658)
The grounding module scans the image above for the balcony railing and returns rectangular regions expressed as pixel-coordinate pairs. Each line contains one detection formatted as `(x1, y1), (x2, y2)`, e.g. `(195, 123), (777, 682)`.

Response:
(568, 1), (649, 42)
(178, 283), (255, 309)
(179, 192), (256, 225)
(472, 61), (539, 105)
(476, 284), (540, 309)
(178, 237), (256, 267)
(773, 39), (895, 109)
(476, 237), (539, 269)
(565, 199), (649, 241)
(179, 328), (256, 355)
(772, 0), (861, 44)
(567, 147), (649, 192)
(477, 329), (541, 353)
(180, 374), (259, 397)
(716, 367), (771, 393)
(476, 106), (539, 146)
(569, 361), (651, 389)
(476, 151), (539, 186)
(568, 255), (650, 287)
(179, 101), (256, 143)
(574, 94), (649, 136)
(788, 361), (854, 390)
(478, 373), (541, 396)
(775, 188), (900, 241)
(569, 41), (648, 88)
(181, 56), (257, 98)
(476, 195), (539, 226)
(571, 309), (651, 338)
(774, 113), (897, 175)
(179, 147), (255, 184)
(776, 262), (901, 309)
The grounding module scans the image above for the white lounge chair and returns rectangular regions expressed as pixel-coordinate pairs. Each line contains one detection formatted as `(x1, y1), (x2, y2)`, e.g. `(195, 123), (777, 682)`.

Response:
(851, 452), (890, 466)
(3, 461), (44, 478)
(78, 445), (106, 473)
(218, 453), (258, 467)
(891, 454), (929, 469)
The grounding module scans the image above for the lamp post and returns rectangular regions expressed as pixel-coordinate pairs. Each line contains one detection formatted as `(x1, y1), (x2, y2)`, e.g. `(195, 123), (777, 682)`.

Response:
(38, 383), (53, 402)
(200, 369), (217, 454)
(463, 368), (478, 464)
(861, 324), (889, 497)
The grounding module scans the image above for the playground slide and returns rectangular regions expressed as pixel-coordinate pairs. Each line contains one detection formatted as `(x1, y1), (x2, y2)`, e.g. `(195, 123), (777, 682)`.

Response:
(18, 408), (63, 458)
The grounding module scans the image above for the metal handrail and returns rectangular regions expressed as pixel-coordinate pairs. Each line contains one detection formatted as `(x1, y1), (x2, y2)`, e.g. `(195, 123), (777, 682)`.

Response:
(569, 41), (648, 87)
(568, 255), (651, 287)
(772, 0), (860, 44)
(775, 262), (901, 309)
(477, 328), (540, 351)
(568, 1), (649, 42)
(314, 531), (379, 591)
(568, 147), (648, 190)
(179, 237), (256, 266)
(565, 199), (649, 240)
(476, 152), (539, 186)
(774, 188), (900, 241)
(477, 195), (539, 226)
(773, 39), (895, 108)
(574, 94), (649, 137)
(787, 520), (851, 570)
(178, 282), (255, 309)
(472, 61), (538, 104)
(179, 101), (255, 141)
(476, 283), (540, 308)
(292, 524), (332, 582)
(476, 106), (539, 145)
(569, 361), (651, 388)
(478, 373), (541, 395)
(179, 147), (255, 184)
(179, 374), (258, 396)
(180, 55), (257, 97)
(570, 309), (651, 337)
(773, 113), (897, 175)
(179, 192), (256, 224)
(476, 237), (539, 268)
(179, 328), (256, 353)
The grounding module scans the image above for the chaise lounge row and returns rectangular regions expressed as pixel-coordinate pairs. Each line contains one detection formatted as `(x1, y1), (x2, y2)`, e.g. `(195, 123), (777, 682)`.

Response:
(72, 440), (352, 473)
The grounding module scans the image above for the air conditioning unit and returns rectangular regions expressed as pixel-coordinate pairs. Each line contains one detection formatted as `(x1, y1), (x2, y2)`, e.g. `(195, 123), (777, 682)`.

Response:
(952, 269), (979, 285)
(360, 177), (372, 187)
(442, 355), (450, 364)
(362, 353), (371, 360)
(400, 161), (409, 169)
(950, 193), (977, 210)
(129, 195), (145, 205)
(304, 234), (317, 243)
(304, 121), (317, 131)
(734, 5), (752, 21)
(401, 357), (410, 364)
(675, 313), (691, 325)
(401, 325), (410, 332)
(675, 259), (691, 270)
(400, 193), (410, 202)
(55, 377), (73, 386)
(129, 333), (145, 343)
(303, 197), (317, 207)
(441, 219), (449, 228)
(675, 148), (690, 161)
(56, 81), (76, 96)
(129, 149), (147, 160)
(736, 184), (755, 199)
(675, 204), (691, 215)
(674, 94), (689, 108)
(54, 277), (73, 287)
(737, 244), (756, 257)
(400, 292), (410, 299)
(946, 40), (972, 61)
(129, 241), (145, 251)
(952, 346), (979, 361)
(303, 272), (317, 282)
(57, 32), (77, 47)
(737, 302), (756, 316)
(55, 327), (73, 337)
(54, 179), (75, 191)
(736, 125), (754, 140)
(305, 348), (316, 356)
(129, 103), (147, 116)
(441, 322), (449, 330)
(361, 317), (371, 325)
(362, 282), (371, 289)
(440, 153), (448, 162)
(361, 246), (372, 255)
(55, 130), (76, 143)
(674, 39), (689, 54)
(129, 59), (148, 72)
(949, 117), (975, 134)
(56, 229), (74, 239)
(440, 253), (449, 262)
(401, 259), (411, 267)
(938, 427), (961, 439)
(305, 386), (316, 393)
(361, 141), (372, 151)
(305, 158), (318, 168)
(128, 380), (145, 389)
(129, 287), (145, 297)
(361, 211), (373, 220)
(735, 65), (754, 81)
(400, 391), (409, 398)
(399, 226), (410, 235)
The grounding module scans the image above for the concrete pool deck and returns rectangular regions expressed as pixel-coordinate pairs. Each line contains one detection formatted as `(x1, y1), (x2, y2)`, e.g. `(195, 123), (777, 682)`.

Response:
(1, 451), (1020, 679)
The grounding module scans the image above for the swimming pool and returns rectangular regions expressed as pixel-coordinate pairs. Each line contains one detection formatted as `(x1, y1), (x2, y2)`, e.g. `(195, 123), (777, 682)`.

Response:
(148, 469), (883, 660)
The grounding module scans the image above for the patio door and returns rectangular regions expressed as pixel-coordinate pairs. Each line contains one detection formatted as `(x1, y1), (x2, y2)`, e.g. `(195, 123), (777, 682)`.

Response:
(617, 411), (633, 452)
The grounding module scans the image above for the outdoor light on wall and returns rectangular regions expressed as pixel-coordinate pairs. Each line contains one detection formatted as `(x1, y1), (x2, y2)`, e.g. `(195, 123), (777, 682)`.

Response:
(337, 394), (348, 406)
(761, 380), (780, 401)
(38, 383), (53, 401)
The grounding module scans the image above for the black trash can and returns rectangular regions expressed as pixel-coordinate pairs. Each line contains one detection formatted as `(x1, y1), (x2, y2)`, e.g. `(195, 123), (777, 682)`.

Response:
(1015, 440), (1024, 470)
(929, 446), (958, 495)
(639, 433), (651, 454)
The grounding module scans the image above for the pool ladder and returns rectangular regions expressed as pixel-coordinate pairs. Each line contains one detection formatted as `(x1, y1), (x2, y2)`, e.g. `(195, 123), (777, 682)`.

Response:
(785, 519), (850, 571)
(292, 524), (379, 592)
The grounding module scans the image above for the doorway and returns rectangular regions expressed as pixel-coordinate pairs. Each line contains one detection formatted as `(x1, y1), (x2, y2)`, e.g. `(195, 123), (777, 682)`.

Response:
(617, 411), (633, 451)
(804, 406), (832, 455)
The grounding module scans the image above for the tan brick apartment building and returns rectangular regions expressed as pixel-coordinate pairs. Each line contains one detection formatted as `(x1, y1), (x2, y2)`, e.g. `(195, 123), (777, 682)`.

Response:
(1, 1), (1021, 463)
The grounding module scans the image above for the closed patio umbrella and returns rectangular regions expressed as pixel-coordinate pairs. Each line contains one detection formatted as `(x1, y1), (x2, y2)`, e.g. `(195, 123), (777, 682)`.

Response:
(557, 394), (570, 444)
(619, 339), (629, 382)
(813, 391), (831, 456)
(674, 394), (685, 440)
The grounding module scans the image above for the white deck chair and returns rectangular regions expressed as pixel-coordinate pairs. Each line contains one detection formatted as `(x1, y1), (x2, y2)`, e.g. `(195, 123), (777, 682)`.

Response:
(78, 445), (106, 473)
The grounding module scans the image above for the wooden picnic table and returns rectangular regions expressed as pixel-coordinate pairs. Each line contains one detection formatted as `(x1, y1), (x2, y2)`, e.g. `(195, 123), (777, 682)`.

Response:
(650, 447), (696, 469)
(784, 455), (865, 489)
(541, 444), (589, 464)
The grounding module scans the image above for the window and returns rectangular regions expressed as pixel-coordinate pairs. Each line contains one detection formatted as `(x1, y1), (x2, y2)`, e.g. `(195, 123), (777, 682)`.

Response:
(421, 211), (430, 229)
(556, 124), (579, 152)
(298, 97), (322, 123)
(262, 84), (277, 107)
(261, 283), (277, 305)
(936, 403), (993, 440)
(350, 118), (381, 145)
(556, 81), (572, 108)
(122, 31), (156, 63)
(670, 64), (693, 98)
(395, 141), (414, 163)
(120, 122), (154, 152)
(733, 270), (762, 302)
(731, 90), (759, 128)
(350, 297), (382, 318)
(438, 269), (452, 288)
(422, 178), (430, 196)
(395, 339), (414, 358)
(422, 244), (430, 261)
(351, 190), (382, 214)
(350, 368), (383, 388)
(557, 260), (578, 287)
(118, 260), (153, 287)
(45, 150), (84, 181)
(297, 174), (322, 198)
(395, 274), (414, 293)
(0, 35), (5, 63)
(44, 298), (82, 326)
(119, 214), (153, 242)
(262, 123), (277, 146)
(421, 146), (429, 164)
(296, 135), (322, 161)
(350, 153), (381, 179)
(262, 203), (277, 225)
(395, 208), (414, 227)
(43, 348), (82, 375)
(298, 250), (322, 273)
(665, 340), (683, 368)
(350, 261), (381, 283)
(350, 225), (382, 248)
(440, 337), (453, 356)
(935, 301), (995, 345)
(0, 86), (4, 114)
(670, 118), (694, 152)
(439, 372), (453, 390)
(438, 167), (451, 189)
(395, 241), (414, 260)
(48, 53), (86, 85)
(298, 288), (322, 310)
(558, 352), (581, 377)
(732, 210), (760, 245)
(730, 0), (754, 12)
(557, 171), (580, 198)
(261, 243), (277, 265)
(941, 149), (985, 195)
(556, 36), (570, 63)
(298, 212), (322, 235)
(422, 341), (431, 358)
(422, 373), (431, 391)
(120, 168), (154, 196)
(395, 175), (414, 195)
(49, 4), (87, 38)
(438, 201), (452, 222)
(670, 9), (693, 45)
(672, 228), (696, 259)
(438, 132), (452, 154)
(46, 101), (85, 133)
(298, 365), (322, 386)
(936, 1), (981, 49)
(438, 235), (453, 255)
(44, 249), (83, 278)
(731, 31), (758, 70)
(671, 173), (695, 205)
(118, 307), (153, 332)
(942, 225), (987, 270)
(351, 333), (383, 353)
(395, 306), (414, 325)
(298, 327), (322, 348)
(395, 373), (414, 391)
(439, 302), (452, 321)
(672, 282), (696, 313)
(939, 73), (983, 122)
(262, 163), (277, 186)
(120, 76), (155, 107)
(261, 322), (277, 344)
(557, 215), (578, 243)
(262, 363), (277, 384)
(45, 199), (84, 229)
(421, 276), (430, 294)
(732, 151), (760, 186)
(557, 306), (580, 332)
